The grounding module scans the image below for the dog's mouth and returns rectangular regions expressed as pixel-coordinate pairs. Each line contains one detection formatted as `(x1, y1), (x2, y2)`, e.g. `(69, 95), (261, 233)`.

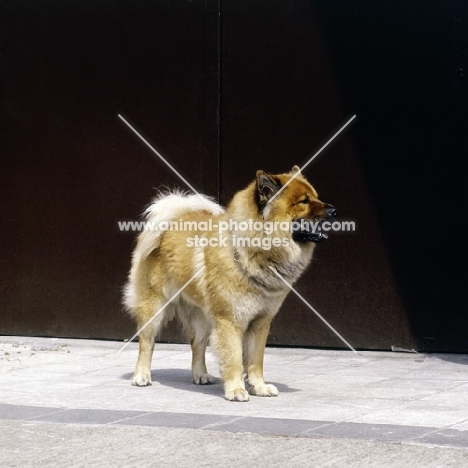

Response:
(292, 226), (329, 243)
(291, 219), (330, 244)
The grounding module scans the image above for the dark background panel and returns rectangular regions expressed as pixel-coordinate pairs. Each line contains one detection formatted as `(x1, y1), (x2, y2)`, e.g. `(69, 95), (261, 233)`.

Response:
(313, 0), (467, 352)
(220, 0), (467, 351)
(0, 0), (212, 339)
(0, 1), (466, 352)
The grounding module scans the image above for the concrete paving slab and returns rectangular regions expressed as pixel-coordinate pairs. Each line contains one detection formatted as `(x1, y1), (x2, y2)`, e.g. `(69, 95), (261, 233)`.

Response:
(1, 335), (468, 458)
(31, 408), (149, 425)
(3, 402), (467, 449)
(451, 420), (468, 431)
(120, 411), (239, 429)
(415, 429), (468, 448)
(212, 415), (330, 436)
(352, 400), (468, 428)
(0, 403), (67, 420)
(304, 421), (437, 442)
(1, 420), (467, 468)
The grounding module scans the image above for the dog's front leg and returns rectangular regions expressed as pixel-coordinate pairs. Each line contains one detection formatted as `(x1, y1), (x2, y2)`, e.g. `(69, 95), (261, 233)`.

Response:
(243, 315), (278, 397)
(213, 318), (249, 402)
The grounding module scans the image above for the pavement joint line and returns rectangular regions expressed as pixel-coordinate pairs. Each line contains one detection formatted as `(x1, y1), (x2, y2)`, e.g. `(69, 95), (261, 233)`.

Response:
(404, 428), (468, 448)
(22, 408), (71, 421)
(199, 415), (247, 430)
(407, 427), (449, 442)
(298, 420), (342, 436)
(415, 418), (468, 437)
(107, 412), (155, 426)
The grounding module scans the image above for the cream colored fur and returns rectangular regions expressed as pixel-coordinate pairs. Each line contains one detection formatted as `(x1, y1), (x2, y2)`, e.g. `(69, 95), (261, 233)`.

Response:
(124, 167), (332, 401)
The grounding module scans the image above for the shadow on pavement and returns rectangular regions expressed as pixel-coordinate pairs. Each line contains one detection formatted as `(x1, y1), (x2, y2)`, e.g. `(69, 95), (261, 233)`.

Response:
(120, 369), (301, 394)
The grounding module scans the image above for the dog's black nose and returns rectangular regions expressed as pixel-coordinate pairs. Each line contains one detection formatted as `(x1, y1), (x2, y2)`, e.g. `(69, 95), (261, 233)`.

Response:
(327, 206), (337, 218)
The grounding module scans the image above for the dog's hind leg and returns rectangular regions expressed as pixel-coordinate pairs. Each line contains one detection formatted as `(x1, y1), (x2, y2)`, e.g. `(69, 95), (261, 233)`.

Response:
(132, 321), (156, 387)
(243, 315), (278, 397)
(131, 300), (174, 387)
(179, 308), (216, 385)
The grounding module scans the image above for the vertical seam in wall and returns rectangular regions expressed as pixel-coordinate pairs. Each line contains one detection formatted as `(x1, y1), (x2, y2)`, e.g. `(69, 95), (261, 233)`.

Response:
(202, 0), (223, 202)
(217, 0), (224, 203)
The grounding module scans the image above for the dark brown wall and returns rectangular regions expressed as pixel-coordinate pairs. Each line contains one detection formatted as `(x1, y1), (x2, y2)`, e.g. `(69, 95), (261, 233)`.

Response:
(1, 1), (466, 351)
(219, 0), (467, 352)
(0, 1), (215, 338)
(220, 1), (410, 350)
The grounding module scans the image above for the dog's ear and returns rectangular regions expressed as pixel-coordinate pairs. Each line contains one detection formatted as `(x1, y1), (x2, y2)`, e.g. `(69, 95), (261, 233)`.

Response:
(289, 165), (301, 175)
(256, 170), (281, 207)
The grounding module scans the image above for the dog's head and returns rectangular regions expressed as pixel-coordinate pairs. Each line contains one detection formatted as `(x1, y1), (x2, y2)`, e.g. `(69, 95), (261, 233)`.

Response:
(256, 165), (336, 243)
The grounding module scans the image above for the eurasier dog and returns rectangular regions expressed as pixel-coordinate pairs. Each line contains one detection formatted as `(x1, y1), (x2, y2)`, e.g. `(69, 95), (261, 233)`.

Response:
(124, 166), (336, 401)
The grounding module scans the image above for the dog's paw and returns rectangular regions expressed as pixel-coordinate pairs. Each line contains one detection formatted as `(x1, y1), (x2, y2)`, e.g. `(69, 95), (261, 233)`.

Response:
(193, 373), (217, 385)
(224, 388), (250, 402)
(249, 383), (279, 397)
(131, 372), (152, 387)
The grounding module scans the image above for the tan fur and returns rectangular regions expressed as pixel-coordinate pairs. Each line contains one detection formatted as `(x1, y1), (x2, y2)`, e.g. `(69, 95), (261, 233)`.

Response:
(124, 167), (333, 401)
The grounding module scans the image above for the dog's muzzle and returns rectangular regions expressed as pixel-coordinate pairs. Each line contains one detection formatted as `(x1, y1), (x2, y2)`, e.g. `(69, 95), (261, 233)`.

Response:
(292, 206), (337, 244)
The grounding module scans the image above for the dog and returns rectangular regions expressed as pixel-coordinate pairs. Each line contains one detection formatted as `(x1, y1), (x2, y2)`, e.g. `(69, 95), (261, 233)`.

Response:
(123, 166), (336, 401)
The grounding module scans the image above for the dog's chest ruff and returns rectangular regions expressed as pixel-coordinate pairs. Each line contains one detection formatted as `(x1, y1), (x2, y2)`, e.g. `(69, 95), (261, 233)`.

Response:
(230, 290), (282, 323)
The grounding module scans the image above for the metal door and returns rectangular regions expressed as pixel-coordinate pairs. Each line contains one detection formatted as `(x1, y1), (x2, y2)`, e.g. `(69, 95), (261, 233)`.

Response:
(1, 1), (466, 352)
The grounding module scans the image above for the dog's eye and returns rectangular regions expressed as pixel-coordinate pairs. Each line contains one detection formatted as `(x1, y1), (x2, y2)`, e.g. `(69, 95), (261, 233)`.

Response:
(299, 197), (309, 205)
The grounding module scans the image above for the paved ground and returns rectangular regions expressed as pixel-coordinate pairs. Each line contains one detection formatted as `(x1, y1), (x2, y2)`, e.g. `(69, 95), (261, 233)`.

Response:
(1, 336), (467, 467)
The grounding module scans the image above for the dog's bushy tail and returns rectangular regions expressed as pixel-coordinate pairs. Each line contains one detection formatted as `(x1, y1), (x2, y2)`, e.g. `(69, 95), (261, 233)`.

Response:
(135, 190), (224, 262)
(123, 190), (224, 311)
